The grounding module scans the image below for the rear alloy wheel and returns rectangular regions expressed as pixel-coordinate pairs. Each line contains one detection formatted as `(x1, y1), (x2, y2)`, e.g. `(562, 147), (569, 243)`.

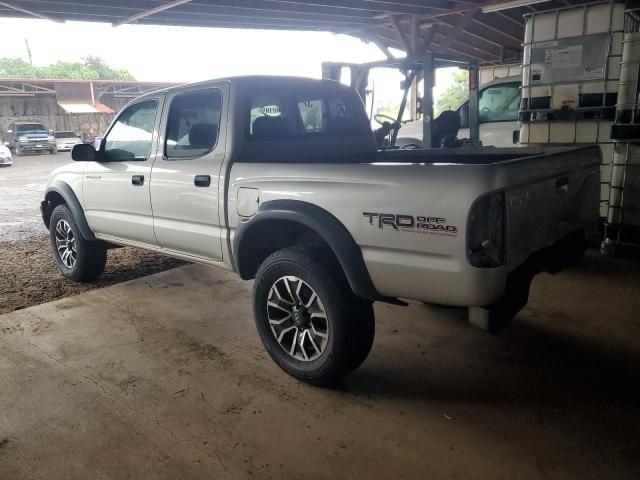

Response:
(49, 204), (107, 282)
(267, 275), (330, 362)
(253, 246), (375, 386)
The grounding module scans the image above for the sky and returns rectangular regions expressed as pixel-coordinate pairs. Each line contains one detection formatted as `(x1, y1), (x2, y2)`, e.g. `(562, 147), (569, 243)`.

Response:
(0, 18), (456, 108)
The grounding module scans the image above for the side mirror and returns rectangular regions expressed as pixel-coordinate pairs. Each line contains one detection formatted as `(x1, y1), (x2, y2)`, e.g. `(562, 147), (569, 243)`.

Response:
(72, 143), (96, 162)
(6, 129), (12, 134)
(49, 129), (54, 135)
(459, 104), (470, 129)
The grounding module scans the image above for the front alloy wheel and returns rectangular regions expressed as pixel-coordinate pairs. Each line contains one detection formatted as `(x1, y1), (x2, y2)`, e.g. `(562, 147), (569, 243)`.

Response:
(54, 219), (77, 268)
(49, 204), (107, 282)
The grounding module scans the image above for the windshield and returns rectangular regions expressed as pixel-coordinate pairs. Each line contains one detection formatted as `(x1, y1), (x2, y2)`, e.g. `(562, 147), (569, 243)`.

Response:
(478, 82), (520, 123)
(54, 131), (78, 138)
(17, 123), (47, 132)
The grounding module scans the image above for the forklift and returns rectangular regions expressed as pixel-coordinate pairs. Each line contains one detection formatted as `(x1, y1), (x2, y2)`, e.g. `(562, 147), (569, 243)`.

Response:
(322, 54), (481, 150)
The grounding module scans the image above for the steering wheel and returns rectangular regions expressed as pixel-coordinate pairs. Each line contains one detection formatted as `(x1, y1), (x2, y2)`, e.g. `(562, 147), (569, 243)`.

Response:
(373, 113), (398, 127)
(400, 143), (421, 150)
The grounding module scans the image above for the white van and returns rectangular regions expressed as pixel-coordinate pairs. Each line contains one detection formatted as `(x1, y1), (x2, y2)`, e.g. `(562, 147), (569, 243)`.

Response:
(398, 76), (521, 148)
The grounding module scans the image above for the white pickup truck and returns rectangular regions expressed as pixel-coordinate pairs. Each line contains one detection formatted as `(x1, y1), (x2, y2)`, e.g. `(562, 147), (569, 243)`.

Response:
(41, 76), (600, 385)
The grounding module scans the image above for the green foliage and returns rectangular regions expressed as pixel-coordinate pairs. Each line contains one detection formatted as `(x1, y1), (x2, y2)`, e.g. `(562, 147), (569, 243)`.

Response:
(435, 70), (468, 116)
(375, 103), (400, 121)
(0, 56), (134, 80)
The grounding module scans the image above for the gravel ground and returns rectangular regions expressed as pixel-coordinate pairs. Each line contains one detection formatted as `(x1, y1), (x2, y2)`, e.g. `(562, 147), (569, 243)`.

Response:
(0, 153), (186, 313)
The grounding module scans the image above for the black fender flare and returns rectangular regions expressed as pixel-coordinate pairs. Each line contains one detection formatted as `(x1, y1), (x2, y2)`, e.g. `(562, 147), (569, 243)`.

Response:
(42, 181), (96, 241)
(233, 199), (380, 300)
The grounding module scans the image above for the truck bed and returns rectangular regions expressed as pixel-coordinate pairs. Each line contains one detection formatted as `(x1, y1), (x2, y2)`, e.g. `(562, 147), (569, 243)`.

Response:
(375, 146), (592, 165)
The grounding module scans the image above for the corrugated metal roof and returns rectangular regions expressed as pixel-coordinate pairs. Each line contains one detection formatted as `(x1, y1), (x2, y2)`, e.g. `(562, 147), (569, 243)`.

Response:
(0, 0), (599, 65)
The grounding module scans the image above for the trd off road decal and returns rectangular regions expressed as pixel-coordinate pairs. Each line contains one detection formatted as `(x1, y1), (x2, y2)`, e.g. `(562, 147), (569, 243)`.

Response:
(363, 212), (458, 237)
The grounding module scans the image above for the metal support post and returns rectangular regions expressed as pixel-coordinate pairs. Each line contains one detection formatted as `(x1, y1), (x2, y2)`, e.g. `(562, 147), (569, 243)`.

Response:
(422, 53), (433, 149)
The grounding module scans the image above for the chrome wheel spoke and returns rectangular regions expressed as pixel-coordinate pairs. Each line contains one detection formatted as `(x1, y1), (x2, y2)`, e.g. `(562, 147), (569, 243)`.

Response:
(268, 313), (292, 326)
(267, 300), (290, 315)
(304, 292), (317, 309)
(283, 277), (296, 304)
(267, 275), (329, 362)
(311, 322), (328, 339)
(289, 329), (298, 356)
(307, 331), (321, 356)
(54, 219), (77, 269)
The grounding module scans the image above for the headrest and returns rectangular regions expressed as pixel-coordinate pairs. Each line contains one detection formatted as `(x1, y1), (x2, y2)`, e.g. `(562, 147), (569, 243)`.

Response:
(252, 116), (288, 140)
(431, 110), (461, 148)
(188, 123), (218, 149)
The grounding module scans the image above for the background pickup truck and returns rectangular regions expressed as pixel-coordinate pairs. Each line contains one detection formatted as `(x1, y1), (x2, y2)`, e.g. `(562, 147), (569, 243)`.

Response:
(5, 121), (57, 156)
(41, 76), (600, 385)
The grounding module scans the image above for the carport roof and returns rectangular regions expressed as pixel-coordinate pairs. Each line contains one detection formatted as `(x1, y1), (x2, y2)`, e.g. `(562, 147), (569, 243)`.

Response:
(0, 0), (595, 64)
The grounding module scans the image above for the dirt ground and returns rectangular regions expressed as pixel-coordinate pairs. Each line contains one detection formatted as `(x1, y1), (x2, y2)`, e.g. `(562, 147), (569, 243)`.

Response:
(0, 153), (186, 313)
(0, 235), (186, 314)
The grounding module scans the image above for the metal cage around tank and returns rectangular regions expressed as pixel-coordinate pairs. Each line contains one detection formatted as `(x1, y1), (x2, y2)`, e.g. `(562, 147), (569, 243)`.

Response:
(602, 7), (640, 255)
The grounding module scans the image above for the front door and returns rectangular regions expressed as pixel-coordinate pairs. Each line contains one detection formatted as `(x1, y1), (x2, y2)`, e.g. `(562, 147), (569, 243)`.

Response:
(149, 86), (227, 262)
(83, 97), (163, 246)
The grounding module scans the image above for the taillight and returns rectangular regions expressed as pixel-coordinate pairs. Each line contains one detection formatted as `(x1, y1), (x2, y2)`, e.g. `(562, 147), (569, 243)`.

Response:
(468, 192), (506, 268)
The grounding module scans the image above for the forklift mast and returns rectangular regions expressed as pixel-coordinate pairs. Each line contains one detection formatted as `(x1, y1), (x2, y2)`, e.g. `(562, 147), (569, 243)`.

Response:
(321, 56), (480, 149)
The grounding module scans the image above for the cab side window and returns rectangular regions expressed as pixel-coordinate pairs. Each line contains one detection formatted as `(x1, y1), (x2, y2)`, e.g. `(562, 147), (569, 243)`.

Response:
(165, 89), (222, 159)
(103, 100), (158, 161)
(478, 83), (520, 123)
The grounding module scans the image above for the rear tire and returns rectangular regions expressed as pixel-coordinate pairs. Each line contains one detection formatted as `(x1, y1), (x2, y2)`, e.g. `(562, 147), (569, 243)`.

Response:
(253, 246), (375, 386)
(49, 204), (106, 282)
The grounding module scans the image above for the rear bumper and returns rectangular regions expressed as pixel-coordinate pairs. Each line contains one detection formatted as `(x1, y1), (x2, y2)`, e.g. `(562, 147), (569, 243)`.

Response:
(474, 229), (587, 333)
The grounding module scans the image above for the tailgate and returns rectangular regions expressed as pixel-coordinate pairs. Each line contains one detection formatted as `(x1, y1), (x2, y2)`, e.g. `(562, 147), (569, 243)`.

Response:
(505, 147), (601, 268)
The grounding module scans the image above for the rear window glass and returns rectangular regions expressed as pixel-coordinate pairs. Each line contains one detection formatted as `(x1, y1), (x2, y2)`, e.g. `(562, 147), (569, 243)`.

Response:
(165, 88), (223, 159)
(248, 89), (368, 140)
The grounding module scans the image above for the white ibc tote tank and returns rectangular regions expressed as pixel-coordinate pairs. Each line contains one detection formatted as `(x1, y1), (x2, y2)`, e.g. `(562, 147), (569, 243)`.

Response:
(519, 1), (626, 218)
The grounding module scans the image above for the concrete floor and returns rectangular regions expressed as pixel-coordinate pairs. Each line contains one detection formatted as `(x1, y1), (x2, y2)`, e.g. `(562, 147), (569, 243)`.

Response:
(1, 250), (639, 480)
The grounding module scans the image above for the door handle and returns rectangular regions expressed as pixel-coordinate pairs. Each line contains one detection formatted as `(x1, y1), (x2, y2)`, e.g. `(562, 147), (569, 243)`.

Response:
(194, 175), (211, 187)
(131, 175), (144, 186)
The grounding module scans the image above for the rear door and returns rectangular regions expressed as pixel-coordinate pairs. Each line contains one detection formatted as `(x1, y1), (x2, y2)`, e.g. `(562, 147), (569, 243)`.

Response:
(149, 85), (228, 262)
(82, 97), (163, 246)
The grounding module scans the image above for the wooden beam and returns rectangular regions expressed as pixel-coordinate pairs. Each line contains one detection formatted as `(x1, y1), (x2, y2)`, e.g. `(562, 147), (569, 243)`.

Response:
(436, 10), (476, 52)
(389, 14), (413, 53)
(421, 24), (439, 50)
(0, 1), (64, 22)
(113, 0), (192, 27)
(366, 29), (396, 59)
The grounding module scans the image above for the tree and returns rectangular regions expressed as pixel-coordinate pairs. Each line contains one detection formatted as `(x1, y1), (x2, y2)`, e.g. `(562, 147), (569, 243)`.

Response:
(0, 58), (37, 78)
(435, 70), (468, 116)
(0, 56), (134, 80)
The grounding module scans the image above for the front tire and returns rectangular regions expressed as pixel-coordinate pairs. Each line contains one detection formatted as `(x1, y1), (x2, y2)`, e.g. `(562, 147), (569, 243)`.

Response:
(49, 204), (106, 282)
(253, 246), (375, 386)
